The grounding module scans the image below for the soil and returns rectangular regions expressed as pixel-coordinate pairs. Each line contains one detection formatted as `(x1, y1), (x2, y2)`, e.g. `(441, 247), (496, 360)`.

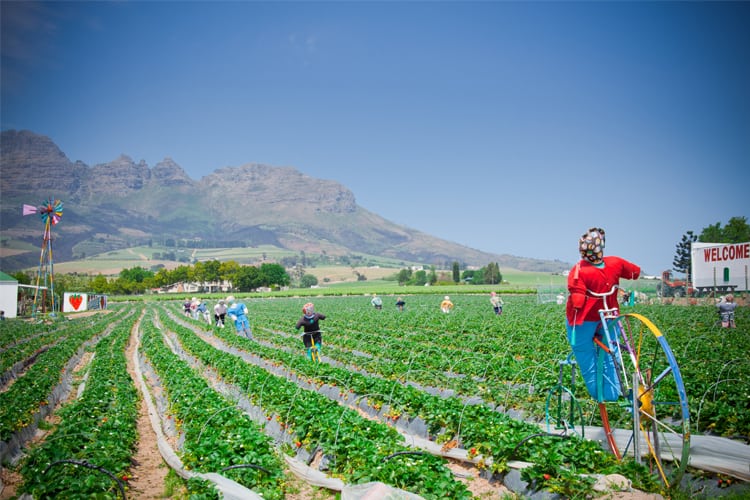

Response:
(0, 311), (669, 500)
(124, 315), (171, 499)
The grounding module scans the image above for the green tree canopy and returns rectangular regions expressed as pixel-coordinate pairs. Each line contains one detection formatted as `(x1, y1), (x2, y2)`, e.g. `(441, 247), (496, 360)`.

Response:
(300, 274), (319, 288)
(234, 265), (261, 292)
(259, 263), (290, 287)
(699, 216), (750, 243)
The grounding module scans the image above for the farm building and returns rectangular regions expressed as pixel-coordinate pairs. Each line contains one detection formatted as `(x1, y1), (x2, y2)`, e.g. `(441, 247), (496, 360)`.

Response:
(0, 271), (18, 319)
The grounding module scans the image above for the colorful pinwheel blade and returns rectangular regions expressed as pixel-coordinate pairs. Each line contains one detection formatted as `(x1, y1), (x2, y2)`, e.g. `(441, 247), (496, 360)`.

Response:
(39, 198), (63, 225)
(22, 204), (39, 216)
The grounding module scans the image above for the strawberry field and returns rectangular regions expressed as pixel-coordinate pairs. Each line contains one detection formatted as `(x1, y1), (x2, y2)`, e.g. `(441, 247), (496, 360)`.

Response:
(1, 294), (748, 498)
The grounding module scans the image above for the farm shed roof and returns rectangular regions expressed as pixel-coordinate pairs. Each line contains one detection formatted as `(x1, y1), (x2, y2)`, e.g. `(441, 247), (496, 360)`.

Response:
(0, 271), (18, 283)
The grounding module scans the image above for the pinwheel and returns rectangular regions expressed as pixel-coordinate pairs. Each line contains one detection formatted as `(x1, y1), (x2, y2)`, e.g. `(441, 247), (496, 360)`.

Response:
(22, 198), (63, 316)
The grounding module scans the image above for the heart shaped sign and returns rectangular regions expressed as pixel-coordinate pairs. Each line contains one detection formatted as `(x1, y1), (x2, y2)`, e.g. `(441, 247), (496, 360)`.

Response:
(69, 294), (83, 310)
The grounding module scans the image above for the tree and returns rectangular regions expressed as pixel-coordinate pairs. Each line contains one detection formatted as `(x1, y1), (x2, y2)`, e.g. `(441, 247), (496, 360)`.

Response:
(91, 274), (110, 294)
(300, 274), (318, 288)
(11, 272), (31, 285)
(412, 270), (427, 286)
(699, 216), (750, 243)
(428, 265), (437, 285)
(673, 231), (697, 278)
(234, 265), (261, 291)
(219, 261), (241, 282)
(484, 262), (502, 285)
(452, 262), (460, 283)
(397, 268), (412, 285)
(259, 263), (290, 287)
(119, 266), (153, 283)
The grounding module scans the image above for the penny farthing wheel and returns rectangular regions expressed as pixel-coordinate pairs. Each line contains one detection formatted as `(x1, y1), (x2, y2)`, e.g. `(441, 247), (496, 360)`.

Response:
(598, 312), (690, 488)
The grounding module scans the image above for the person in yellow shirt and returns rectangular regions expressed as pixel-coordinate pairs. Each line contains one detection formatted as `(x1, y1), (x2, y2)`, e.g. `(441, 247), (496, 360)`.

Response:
(440, 296), (454, 313)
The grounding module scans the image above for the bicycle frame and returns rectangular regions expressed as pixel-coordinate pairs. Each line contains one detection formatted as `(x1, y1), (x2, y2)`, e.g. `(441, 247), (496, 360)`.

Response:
(590, 286), (637, 400)
(301, 330), (322, 362)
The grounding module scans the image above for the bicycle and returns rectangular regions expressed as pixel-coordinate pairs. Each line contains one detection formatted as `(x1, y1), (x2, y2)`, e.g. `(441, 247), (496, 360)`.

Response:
(548, 285), (690, 487)
(301, 330), (322, 363)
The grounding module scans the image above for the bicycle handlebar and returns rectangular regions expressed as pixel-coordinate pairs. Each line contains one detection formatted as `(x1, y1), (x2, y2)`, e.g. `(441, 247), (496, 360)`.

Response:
(587, 285), (620, 298)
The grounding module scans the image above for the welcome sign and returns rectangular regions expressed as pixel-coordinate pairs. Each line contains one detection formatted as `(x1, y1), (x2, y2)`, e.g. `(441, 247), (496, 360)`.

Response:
(691, 241), (750, 291)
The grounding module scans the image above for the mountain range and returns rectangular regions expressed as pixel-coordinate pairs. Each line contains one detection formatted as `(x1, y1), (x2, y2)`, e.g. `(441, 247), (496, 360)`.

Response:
(0, 130), (568, 273)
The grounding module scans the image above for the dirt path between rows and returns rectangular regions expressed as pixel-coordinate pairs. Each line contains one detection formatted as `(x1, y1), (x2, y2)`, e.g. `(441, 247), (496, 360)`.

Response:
(124, 312), (172, 498)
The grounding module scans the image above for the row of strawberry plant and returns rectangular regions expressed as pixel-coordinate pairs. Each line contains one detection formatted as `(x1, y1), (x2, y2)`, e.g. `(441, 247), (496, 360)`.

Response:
(0, 324), (78, 376)
(139, 312), (288, 499)
(243, 297), (563, 426)
(17, 311), (140, 497)
(165, 307), (656, 495)
(0, 319), (54, 350)
(157, 308), (473, 499)
(239, 295), (750, 437)
(0, 308), (130, 444)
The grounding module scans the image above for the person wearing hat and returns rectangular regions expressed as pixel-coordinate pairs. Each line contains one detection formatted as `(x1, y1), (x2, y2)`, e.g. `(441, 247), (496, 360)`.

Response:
(226, 295), (252, 339)
(440, 296), (454, 313)
(717, 294), (738, 328)
(490, 291), (504, 315)
(371, 293), (383, 310)
(295, 302), (326, 361)
(195, 299), (210, 325)
(213, 299), (227, 328)
(566, 227), (640, 401)
(190, 297), (200, 320)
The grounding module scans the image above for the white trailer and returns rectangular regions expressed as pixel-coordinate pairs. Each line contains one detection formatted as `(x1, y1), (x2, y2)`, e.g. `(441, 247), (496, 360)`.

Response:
(691, 241), (750, 294)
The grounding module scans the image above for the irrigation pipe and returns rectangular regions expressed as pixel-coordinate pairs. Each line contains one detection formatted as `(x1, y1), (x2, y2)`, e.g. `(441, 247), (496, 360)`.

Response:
(44, 459), (126, 500)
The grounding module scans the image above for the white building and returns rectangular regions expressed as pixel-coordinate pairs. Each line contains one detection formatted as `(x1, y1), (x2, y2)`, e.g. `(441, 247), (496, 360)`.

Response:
(0, 271), (18, 319)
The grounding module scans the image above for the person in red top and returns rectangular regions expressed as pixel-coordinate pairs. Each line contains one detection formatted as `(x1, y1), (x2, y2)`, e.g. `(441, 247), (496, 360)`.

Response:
(566, 227), (640, 401)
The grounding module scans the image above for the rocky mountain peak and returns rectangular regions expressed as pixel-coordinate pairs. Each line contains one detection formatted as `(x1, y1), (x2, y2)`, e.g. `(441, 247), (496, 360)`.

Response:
(0, 129), (70, 166)
(151, 158), (194, 187)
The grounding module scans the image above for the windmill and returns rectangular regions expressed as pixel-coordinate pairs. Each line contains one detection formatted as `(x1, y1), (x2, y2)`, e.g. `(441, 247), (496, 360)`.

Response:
(22, 198), (63, 316)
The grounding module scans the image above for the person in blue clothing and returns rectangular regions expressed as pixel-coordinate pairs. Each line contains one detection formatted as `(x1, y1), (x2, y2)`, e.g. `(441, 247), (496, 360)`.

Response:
(226, 295), (252, 339)
(371, 294), (383, 310)
(295, 302), (326, 360)
(196, 300), (211, 325)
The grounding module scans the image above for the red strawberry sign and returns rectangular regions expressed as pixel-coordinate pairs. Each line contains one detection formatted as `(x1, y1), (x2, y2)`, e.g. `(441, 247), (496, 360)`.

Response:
(69, 294), (83, 310)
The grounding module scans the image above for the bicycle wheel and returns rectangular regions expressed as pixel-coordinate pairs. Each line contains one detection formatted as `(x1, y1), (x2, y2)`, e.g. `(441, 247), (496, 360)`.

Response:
(598, 312), (690, 487)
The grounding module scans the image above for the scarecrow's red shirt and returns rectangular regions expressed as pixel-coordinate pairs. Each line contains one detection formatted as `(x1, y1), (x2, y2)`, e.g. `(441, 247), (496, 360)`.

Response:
(566, 256), (641, 325)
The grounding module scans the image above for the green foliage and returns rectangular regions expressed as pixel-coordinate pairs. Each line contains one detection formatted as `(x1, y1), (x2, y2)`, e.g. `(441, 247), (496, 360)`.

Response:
(300, 273), (319, 288)
(234, 265), (261, 291)
(397, 268), (413, 284)
(11, 271), (31, 284)
(699, 216), (750, 244)
(411, 270), (427, 286)
(673, 231), (697, 276)
(484, 262), (502, 284)
(452, 261), (460, 283)
(259, 263), (290, 287)
(119, 265), (153, 283)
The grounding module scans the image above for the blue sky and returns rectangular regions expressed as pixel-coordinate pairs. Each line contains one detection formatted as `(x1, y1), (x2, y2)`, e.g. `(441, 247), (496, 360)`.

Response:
(2, 1), (749, 275)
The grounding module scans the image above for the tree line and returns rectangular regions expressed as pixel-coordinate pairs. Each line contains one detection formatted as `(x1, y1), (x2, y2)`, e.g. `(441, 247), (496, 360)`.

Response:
(10, 260), (290, 297)
(393, 262), (502, 286)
